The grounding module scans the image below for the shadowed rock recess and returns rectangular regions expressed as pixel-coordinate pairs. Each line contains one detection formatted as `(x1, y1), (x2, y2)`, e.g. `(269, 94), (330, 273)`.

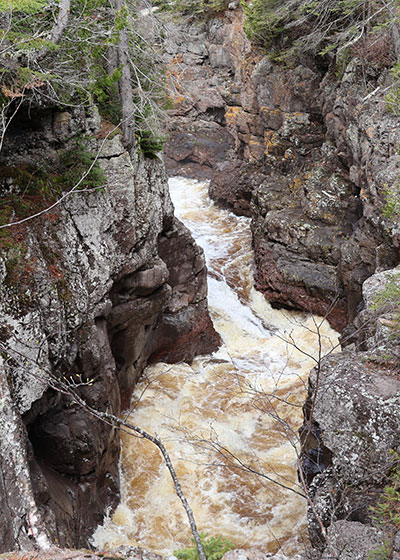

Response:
(3, 1), (400, 559)
(164, 4), (400, 332)
(163, 2), (400, 558)
(0, 102), (219, 550)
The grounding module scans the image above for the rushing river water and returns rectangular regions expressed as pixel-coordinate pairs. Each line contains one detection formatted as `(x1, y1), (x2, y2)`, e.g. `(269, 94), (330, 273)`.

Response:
(92, 177), (339, 556)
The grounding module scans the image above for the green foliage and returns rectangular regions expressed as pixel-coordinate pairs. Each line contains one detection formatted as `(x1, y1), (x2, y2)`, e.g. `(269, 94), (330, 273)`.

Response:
(334, 48), (352, 78)
(0, 164), (59, 227)
(385, 87), (400, 116)
(242, 0), (391, 63)
(382, 181), (400, 220)
(0, 0), (172, 181)
(385, 62), (400, 116)
(174, 533), (235, 560)
(57, 140), (105, 190)
(90, 66), (123, 124)
(368, 540), (394, 560)
(153, 0), (229, 17)
(369, 452), (400, 559)
(0, 141), (104, 228)
(114, 5), (130, 32)
(241, 0), (284, 49)
(372, 275), (400, 313)
(371, 275), (400, 352)
(372, 486), (400, 527)
(0, 0), (168, 143)
(0, 30), (57, 53)
(3, 242), (28, 285)
(134, 99), (167, 157)
(0, 0), (46, 12)
(136, 129), (166, 158)
(91, 67), (123, 106)
(72, 0), (109, 11)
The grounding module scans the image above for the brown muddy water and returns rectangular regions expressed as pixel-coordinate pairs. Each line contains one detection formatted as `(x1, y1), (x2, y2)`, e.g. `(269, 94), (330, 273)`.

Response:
(92, 177), (339, 557)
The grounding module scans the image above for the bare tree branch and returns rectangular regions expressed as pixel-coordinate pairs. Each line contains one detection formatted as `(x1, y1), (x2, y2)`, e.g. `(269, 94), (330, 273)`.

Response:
(50, 0), (71, 45)
(0, 120), (121, 229)
(0, 341), (206, 560)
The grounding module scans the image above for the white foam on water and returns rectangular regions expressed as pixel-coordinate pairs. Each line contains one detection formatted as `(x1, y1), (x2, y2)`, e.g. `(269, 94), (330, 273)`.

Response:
(92, 177), (339, 557)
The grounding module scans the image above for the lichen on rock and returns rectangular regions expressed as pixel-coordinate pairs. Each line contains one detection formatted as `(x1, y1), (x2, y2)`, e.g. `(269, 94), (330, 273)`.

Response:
(162, 1), (400, 333)
(0, 102), (219, 550)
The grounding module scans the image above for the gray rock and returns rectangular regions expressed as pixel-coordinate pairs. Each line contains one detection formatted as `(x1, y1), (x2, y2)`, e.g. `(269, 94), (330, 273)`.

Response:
(321, 521), (383, 560)
(162, 2), (400, 332)
(222, 549), (305, 560)
(300, 266), (400, 548)
(305, 348), (400, 486)
(0, 102), (219, 550)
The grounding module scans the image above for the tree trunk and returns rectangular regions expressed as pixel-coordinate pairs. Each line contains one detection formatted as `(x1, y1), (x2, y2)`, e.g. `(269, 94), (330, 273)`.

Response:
(114, 0), (136, 150)
(388, 0), (400, 57)
(37, 0), (71, 61)
(50, 0), (71, 45)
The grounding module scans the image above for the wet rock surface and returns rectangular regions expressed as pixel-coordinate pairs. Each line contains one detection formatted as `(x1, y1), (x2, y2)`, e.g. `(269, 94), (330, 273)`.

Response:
(0, 104), (219, 550)
(161, 9), (400, 557)
(2, 5), (400, 559)
(163, 6), (400, 330)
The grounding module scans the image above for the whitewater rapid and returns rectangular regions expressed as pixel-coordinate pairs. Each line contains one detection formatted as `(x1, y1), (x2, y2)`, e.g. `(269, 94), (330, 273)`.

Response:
(92, 177), (339, 556)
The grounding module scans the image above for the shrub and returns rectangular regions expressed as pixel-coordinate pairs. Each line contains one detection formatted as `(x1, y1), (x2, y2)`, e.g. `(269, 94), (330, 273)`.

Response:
(385, 62), (400, 116)
(369, 452), (400, 559)
(174, 533), (235, 560)
(241, 0), (285, 49)
(372, 274), (400, 321)
(0, 141), (105, 230)
(241, 0), (394, 66)
(57, 141), (105, 191)
(136, 129), (166, 158)
(152, 0), (230, 17)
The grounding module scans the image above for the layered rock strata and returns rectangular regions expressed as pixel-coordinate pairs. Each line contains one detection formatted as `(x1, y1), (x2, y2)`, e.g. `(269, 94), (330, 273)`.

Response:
(162, 9), (400, 557)
(0, 103), (219, 550)
(163, 6), (400, 331)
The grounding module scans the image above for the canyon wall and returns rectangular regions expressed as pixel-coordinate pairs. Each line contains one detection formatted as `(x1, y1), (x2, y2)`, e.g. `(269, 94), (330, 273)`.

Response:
(164, 5), (400, 332)
(300, 265), (400, 558)
(163, 5), (400, 558)
(0, 101), (219, 550)
(1, 3), (400, 557)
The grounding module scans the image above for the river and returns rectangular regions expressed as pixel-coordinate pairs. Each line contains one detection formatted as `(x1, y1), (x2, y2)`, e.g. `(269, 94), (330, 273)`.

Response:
(92, 177), (339, 557)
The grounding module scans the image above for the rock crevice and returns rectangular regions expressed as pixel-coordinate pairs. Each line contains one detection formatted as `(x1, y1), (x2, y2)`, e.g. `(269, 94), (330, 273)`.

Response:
(163, 6), (400, 331)
(0, 103), (219, 549)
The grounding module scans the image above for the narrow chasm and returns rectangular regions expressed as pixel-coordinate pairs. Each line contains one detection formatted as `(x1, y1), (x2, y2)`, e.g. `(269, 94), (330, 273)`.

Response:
(92, 176), (339, 556)
(2, 1), (400, 560)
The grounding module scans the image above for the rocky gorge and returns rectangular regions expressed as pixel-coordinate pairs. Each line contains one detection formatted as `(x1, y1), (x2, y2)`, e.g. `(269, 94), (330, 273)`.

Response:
(2, 1), (400, 559)
(162, 2), (400, 558)
(0, 101), (220, 550)
(164, 2), (400, 331)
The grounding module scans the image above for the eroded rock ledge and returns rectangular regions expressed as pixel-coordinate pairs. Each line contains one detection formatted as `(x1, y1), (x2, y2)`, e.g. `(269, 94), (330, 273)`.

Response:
(161, 6), (400, 558)
(163, 6), (400, 332)
(0, 103), (219, 550)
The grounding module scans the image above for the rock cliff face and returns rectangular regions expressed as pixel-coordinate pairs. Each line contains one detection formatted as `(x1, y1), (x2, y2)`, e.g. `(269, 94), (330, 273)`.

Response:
(0, 102), (219, 550)
(299, 266), (400, 558)
(163, 6), (400, 332)
(162, 6), (400, 557)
